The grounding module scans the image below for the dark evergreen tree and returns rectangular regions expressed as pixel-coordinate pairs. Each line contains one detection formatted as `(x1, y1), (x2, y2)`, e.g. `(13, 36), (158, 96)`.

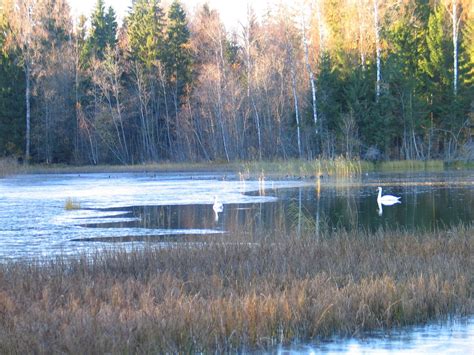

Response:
(126, 0), (165, 67)
(82, 0), (117, 62)
(384, 2), (429, 159)
(105, 6), (118, 49)
(164, 0), (192, 109)
(0, 13), (25, 157)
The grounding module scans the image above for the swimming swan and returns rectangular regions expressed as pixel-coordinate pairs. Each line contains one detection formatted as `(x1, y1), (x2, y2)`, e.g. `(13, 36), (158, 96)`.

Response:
(213, 196), (223, 213)
(213, 196), (223, 222)
(377, 187), (401, 205)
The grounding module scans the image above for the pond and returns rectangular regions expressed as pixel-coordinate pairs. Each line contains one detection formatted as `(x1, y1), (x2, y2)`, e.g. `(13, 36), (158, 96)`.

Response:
(0, 170), (473, 352)
(0, 170), (473, 260)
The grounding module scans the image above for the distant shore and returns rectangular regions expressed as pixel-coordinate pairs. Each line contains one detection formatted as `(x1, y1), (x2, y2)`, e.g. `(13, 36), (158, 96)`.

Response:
(1, 157), (473, 179)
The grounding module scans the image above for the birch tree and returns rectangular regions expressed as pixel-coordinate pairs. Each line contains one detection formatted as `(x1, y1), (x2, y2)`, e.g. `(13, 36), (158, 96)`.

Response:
(301, 4), (318, 135)
(373, 0), (381, 101)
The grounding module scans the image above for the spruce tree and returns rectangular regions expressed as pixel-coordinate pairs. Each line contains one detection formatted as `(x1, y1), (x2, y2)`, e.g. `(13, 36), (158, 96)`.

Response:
(126, 0), (165, 68)
(164, 0), (192, 101)
(82, 0), (117, 62)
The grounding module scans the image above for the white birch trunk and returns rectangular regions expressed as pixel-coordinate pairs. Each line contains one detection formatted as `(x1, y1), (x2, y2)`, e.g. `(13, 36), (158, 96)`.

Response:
(291, 65), (302, 158)
(302, 17), (318, 134)
(452, 0), (459, 96)
(358, 0), (366, 69)
(25, 62), (31, 162)
(373, 0), (381, 101)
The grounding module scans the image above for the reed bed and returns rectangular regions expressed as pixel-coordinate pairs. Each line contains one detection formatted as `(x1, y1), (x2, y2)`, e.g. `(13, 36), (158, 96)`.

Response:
(0, 225), (472, 353)
(241, 158), (373, 179)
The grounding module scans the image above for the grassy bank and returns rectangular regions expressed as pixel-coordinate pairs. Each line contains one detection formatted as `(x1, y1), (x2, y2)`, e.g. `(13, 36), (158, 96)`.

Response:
(0, 225), (472, 352)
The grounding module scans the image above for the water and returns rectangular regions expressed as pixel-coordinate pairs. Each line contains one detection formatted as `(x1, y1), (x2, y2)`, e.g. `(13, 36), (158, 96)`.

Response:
(0, 170), (473, 260)
(278, 316), (474, 354)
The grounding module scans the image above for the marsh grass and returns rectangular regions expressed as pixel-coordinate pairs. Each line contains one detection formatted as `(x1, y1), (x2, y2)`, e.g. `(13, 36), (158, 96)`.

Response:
(0, 225), (472, 353)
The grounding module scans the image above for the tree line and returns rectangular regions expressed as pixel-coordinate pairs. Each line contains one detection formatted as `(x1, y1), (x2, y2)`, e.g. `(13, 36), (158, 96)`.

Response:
(0, 0), (472, 164)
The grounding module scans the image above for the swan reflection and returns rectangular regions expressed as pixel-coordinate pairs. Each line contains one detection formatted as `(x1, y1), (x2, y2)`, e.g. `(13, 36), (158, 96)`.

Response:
(377, 187), (401, 216)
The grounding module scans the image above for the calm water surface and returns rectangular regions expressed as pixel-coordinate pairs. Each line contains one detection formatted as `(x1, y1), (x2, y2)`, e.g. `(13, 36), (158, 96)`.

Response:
(278, 316), (474, 354)
(0, 170), (472, 259)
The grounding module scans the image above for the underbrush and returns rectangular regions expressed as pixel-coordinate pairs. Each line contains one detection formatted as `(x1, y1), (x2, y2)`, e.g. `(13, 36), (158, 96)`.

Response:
(0, 225), (472, 352)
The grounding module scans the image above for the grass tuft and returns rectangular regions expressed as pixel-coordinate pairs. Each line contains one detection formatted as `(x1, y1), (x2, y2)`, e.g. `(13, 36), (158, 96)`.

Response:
(64, 197), (81, 210)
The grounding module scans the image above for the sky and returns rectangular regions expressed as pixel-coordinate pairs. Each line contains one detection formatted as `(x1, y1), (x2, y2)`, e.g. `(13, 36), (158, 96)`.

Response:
(66, 0), (279, 29)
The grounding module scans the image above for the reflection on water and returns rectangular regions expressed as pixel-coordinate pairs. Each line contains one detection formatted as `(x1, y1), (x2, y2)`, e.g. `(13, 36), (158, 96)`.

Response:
(0, 170), (472, 258)
(78, 183), (474, 237)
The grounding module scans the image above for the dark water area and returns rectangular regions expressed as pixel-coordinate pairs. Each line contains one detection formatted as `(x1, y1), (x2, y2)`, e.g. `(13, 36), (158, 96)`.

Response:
(78, 182), (474, 238)
(0, 170), (472, 257)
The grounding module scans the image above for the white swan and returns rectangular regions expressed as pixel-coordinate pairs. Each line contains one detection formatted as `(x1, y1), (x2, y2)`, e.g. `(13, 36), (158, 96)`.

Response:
(213, 196), (223, 222)
(377, 187), (401, 206)
(213, 196), (223, 212)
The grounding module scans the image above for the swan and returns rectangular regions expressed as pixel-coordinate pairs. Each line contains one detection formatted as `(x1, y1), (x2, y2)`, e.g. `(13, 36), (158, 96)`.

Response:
(213, 196), (223, 222)
(377, 187), (401, 206)
(213, 196), (223, 213)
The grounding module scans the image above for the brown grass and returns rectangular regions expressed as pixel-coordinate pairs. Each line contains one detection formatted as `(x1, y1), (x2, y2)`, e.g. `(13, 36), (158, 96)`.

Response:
(0, 226), (472, 352)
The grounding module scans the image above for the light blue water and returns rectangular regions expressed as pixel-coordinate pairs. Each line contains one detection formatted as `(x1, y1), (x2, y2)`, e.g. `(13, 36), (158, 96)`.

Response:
(277, 317), (474, 354)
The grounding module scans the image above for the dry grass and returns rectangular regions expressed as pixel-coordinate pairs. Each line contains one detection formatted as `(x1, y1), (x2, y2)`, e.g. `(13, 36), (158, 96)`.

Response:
(0, 225), (472, 352)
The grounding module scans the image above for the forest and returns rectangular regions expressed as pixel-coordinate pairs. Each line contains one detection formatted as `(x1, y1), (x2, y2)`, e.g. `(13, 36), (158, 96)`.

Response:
(0, 0), (473, 165)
